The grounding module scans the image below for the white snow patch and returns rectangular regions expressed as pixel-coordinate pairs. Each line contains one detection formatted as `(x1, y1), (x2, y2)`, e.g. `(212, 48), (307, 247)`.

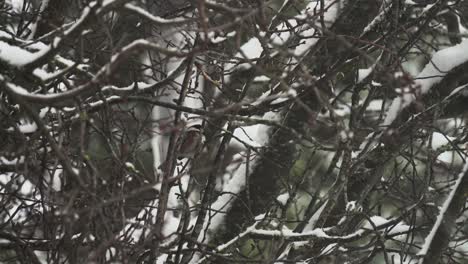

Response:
(293, 0), (339, 57)
(366, 99), (384, 111)
(431, 132), (455, 149)
(358, 68), (372, 83)
(6, 119), (37, 133)
(363, 215), (390, 228)
(270, 20), (296, 46)
(384, 39), (468, 127)
(0, 40), (49, 67)
(205, 31), (227, 44)
(254, 75), (271, 82)
(0, 156), (24, 165)
(232, 111), (279, 149)
(228, 37), (264, 71)
(276, 192), (290, 206)
(303, 200), (328, 232)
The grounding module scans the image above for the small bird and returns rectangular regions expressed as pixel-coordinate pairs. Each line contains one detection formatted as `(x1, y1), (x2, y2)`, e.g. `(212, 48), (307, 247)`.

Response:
(175, 124), (204, 159)
(158, 124), (205, 172)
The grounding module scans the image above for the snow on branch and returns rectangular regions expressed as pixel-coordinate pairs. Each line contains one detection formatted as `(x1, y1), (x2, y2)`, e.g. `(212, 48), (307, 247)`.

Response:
(124, 4), (192, 26)
(2, 0), (142, 70)
(361, 0), (392, 36)
(383, 39), (468, 127)
(187, 113), (278, 262)
(196, 212), (413, 261)
(3, 38), (191, 105)
(417, 161), (468, 262)
(195, 214), (266, 264)
(0, 40), (50, 67)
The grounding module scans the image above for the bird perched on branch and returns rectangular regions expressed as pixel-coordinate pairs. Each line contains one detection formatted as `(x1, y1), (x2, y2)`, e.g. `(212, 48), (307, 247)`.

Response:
(158, 124), (205, 173)
(175, 124), (204, 159)
(158, 124), (205, 174)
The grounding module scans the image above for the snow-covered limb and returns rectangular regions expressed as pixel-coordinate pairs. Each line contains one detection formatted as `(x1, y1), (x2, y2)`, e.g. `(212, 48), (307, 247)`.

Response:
(194, 214), (265, 264)
(357, 53), (383, 83)
(2, 0), (467, 262)
(3, 38), (191, 106)
(417, 161), (468, 263)
(194, 154), (252, 244)
(0, 40), (50, 67)
(33, 64), (76, 82)
(28, 0), (51, 40)
(383, 39), (468, 127)
(223, 37), (264, 84)
(104, 39), (190, 72)
(1, 0), (157, 70)
(363, 215), (411, 237)
(276, 192), (290, 206)
(304, 200), (329, 232)
(292, 0), (341, 57)
(195, 212), (410, 263)
(186, 114), (277, 263)
(361, 0), (392, 36)
(356, 40), (468, 157)
(23, 3), (96, 69)
(124, 4), (191, 26)
(249, 218), (408, 242)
